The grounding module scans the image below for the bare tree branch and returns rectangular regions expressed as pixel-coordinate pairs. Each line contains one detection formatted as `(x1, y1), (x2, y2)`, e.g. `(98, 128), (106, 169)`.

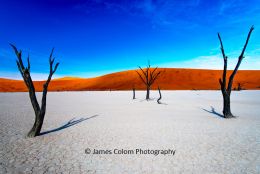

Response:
(227, 26), (254, 93)
(150, 67), (158, 77)
(27, 54), (30, 71)
(136, 70), (146, 85)
(149, 71), (161, 86)
(218, 26), (254, 118)
(138, 66), (146, 77)
(218, 33), (228, 89)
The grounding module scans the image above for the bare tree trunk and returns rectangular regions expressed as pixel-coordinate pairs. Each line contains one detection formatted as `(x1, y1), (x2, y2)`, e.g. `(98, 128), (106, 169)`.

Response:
(220, 88), (233, 118)
(237, 83), (242, 91)
(27, 113), (44, 137)
(146, 86), (150, 100)
(157, 86), (162, 104)
(221, 90), (233, 118)
(11, 45), (59, 137)
(133, 87), (136, 99)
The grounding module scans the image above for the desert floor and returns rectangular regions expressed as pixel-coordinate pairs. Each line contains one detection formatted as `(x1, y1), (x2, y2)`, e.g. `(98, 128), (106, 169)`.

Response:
(0, 91), (260, 174)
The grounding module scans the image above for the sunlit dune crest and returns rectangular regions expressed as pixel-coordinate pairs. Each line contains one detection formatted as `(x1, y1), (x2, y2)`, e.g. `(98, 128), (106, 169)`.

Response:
(1, 68), (260, 92)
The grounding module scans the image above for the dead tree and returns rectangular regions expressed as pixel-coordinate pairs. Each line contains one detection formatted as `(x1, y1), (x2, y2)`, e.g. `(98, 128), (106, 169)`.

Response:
(233, 83), (242, 91)
(218, 26), (254, 118)
(133, 85), (136, 99)
(157, 86), (162, 104)
(237, 83), (242, 91)
(236, 82), (247, 91)
(10, 44), (59, 137)
(136, 62), (161, 100)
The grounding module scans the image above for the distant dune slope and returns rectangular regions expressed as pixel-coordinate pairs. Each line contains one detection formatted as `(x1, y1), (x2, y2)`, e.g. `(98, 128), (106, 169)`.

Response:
(0, 68), (260, 92)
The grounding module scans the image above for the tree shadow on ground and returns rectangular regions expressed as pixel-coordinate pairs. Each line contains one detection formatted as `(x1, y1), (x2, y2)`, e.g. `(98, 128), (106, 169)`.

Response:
(138, 98), (156, 102)
(39, 115), (98, 136)
(136, 98), (168, 105)
(157, 101), (168, 105)
(202, 106), (223, 118)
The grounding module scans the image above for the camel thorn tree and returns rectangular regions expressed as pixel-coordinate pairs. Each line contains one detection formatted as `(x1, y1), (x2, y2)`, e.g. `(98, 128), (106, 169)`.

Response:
(218, 26), (254, 118)
(10, 44), (59, 137)
(135, 62), (161, 100)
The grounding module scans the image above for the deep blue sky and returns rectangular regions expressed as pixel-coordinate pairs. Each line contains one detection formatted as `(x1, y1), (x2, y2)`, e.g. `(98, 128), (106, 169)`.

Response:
(1, 0), (260, 79)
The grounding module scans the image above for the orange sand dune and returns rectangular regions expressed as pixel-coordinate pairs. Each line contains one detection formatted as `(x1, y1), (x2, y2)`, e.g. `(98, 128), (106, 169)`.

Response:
(1, 68), (260, 92)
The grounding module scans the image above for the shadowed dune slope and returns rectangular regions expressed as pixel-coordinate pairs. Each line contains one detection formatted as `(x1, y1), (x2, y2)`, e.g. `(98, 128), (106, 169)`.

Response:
(1, 68), (260, 92)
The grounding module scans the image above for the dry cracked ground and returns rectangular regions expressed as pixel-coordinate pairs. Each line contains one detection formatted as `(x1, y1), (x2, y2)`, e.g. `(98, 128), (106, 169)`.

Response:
(0, 91), (260, 174)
